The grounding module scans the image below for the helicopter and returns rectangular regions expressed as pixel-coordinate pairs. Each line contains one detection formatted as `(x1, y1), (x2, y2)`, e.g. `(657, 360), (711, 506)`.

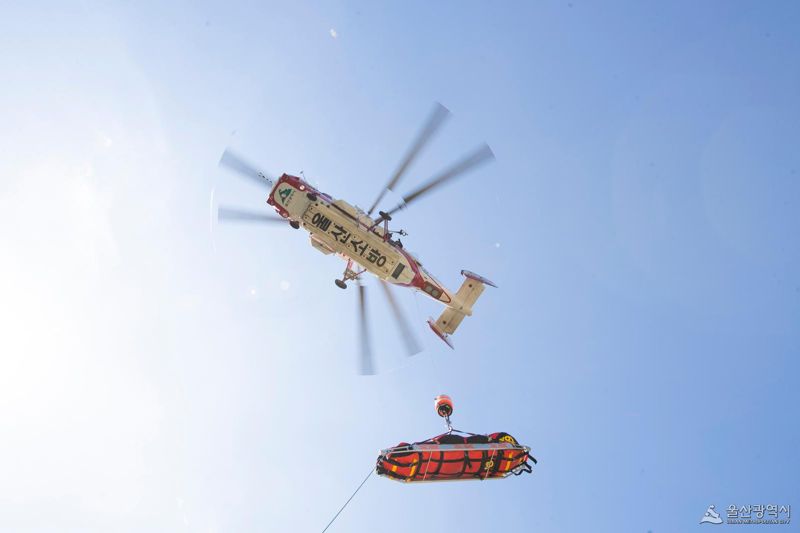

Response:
(217, 103), (497, 373)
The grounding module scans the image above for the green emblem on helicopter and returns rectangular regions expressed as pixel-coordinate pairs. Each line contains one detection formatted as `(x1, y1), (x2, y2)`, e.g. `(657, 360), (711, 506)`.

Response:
(278, 187), (294, 206)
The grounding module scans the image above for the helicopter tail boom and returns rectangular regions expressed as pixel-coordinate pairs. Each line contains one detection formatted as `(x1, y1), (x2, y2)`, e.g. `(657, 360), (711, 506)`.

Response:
(427, 271), (497, 347)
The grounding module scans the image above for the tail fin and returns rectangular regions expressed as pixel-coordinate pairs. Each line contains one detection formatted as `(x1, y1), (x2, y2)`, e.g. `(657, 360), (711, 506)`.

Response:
(428, 270), (497, 348)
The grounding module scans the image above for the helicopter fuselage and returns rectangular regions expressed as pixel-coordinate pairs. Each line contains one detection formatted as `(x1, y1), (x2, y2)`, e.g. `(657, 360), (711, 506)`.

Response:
(267, 174), (454, 306)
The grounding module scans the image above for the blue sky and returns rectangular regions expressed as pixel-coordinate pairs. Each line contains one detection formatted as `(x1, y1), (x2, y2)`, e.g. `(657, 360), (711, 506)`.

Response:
(1, 1), (798, 532)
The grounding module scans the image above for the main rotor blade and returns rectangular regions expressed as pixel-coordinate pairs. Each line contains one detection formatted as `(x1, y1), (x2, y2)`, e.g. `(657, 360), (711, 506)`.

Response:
(357, 282), (375, 375)
(366, 103), (451, 216)
(387, 143), (495, 216)
(219, 148), (275, 188)
(379, 280), (422, 357)
(218, 206), (286, 224)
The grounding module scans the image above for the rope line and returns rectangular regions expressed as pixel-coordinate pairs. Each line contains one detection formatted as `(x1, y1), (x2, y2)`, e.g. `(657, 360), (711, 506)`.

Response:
(320, 467), (374, 533)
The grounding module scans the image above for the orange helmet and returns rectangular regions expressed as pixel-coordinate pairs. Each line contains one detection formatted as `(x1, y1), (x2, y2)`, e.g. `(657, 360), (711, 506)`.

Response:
(434, 394), (453, 418)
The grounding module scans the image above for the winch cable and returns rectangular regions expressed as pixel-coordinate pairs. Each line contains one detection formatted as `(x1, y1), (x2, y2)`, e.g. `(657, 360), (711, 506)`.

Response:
(319, 468), (374, 533)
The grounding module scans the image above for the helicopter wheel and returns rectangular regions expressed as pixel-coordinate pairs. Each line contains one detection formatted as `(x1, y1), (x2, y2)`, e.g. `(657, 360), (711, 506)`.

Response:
(335, 279), (347, 289)
(307, 192), (317, 201)
(289, 221), (300, 229)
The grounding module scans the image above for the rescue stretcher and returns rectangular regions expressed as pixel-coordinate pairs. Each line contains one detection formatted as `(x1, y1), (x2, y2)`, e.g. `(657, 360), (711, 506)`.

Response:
(376, 395), (536, 483)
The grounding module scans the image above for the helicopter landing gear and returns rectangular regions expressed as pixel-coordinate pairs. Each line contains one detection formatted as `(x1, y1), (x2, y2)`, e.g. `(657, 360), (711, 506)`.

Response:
(289, 220), (300, 229)
(336, 259), (364, 289)
(307, 192), (317, 201)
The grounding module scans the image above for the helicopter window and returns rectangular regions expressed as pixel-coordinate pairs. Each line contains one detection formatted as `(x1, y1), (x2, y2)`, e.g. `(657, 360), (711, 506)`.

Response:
(423, 283), (440, 298)
(391, 263), (406, 279)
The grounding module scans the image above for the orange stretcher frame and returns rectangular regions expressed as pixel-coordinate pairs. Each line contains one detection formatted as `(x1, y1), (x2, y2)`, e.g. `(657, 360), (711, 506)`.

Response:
(376, 441), (533, 483)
